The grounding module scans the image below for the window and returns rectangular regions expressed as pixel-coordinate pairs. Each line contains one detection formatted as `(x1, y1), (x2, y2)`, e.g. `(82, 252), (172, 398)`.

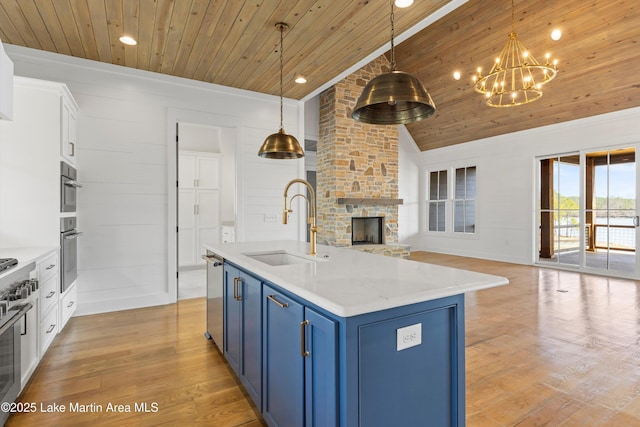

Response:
(426, 166), (476, 234)
(454, 166), (476, 233)
(428, 170), (447, 232)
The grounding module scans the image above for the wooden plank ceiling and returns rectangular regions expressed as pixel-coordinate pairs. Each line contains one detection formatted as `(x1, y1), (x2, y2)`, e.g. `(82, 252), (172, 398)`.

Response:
(0, 0), (639, 151)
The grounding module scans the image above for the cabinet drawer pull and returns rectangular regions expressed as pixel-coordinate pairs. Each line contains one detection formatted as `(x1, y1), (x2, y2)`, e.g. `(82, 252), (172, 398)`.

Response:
(233, 277), (243, 301)
(46, 291), (56, 298)
(300, 320), (310, 357)
(46, 264), (56, 270)
(267, 294), (288, 308)
(67, 301), (75, 308)
(46, 324), (56, 334)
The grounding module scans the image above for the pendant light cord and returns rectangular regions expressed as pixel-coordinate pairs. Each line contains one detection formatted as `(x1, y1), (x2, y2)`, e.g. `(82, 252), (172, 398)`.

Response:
(279, 25), (284, 130)
(389, 0), (396, 70)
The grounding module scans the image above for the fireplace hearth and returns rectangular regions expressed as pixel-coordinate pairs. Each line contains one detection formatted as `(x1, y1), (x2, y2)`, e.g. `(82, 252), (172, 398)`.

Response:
(352, 217), (384, 245)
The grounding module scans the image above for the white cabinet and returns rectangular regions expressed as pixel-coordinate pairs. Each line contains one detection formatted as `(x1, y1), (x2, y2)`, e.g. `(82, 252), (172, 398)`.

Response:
(60, 282), (77, 329)
(0, 39), (14, 120)
(178, 152), (221, 266)
(37, 250), (59, 357)
(0, 77), (80, 248)
(60, 97), (78, 165)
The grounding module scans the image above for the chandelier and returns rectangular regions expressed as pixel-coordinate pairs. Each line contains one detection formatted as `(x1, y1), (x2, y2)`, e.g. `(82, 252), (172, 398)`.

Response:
(473, 0), (558, 107)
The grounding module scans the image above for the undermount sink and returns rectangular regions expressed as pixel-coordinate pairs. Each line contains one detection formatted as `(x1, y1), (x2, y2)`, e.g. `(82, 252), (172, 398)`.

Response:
(243, 250), (325, 267)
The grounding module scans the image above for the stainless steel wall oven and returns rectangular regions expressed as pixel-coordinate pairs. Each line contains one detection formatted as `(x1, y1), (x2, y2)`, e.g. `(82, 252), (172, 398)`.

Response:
(61, 217), (82, 293)
(60, 161), (81, 213)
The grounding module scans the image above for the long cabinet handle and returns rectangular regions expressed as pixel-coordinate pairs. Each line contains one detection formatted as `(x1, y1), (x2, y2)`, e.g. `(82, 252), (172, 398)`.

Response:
(300, 320), (310, 357)
(233, 277), (243, 301)
(267, 294), (288, 308)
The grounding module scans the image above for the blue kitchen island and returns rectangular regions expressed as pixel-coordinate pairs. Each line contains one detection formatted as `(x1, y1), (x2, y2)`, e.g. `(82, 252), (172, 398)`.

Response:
(205, 240), (508, 427)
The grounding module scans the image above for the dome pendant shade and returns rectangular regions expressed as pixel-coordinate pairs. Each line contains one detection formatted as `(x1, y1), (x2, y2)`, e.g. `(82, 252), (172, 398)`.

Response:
(352, 71), (436, 125)
(258, 128), (304, 159)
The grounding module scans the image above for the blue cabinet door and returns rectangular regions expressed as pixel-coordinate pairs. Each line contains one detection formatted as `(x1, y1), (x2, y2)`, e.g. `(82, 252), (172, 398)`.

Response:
(223, 264), (241, 374)
(240, 272), (262, 408)
(304, 307), (338, 427)
(262, 285), (304, 427)
(223, 264), (262, 410)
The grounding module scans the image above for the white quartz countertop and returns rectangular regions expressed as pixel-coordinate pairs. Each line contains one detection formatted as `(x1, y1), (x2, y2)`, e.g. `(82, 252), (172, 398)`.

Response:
(205, 240), (508, 317)
(0, 246), (57, 282)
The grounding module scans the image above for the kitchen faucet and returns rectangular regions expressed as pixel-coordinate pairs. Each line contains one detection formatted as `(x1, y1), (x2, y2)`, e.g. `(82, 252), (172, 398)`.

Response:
(283, 178), (317, 256)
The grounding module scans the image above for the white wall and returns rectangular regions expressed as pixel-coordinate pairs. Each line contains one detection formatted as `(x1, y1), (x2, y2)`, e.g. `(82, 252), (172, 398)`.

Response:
(406, 106), (640, 265)
(5, 45), (304, 316)
(398, 126), (421, 243)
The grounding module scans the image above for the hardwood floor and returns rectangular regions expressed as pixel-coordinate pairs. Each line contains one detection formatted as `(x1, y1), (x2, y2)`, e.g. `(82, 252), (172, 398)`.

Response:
(7, 298), (266, 427)
(8, 252), (640, 426)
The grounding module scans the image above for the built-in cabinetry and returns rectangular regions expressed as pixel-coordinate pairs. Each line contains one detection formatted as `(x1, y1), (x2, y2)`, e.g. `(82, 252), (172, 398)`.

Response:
(16, 248), (61, 390)
(37, 250), (59, 358)
(0, 77), (79, 247)
(262, 284), (337, 427)
(178, 152), (220, 266)
(223, 264), (262, 409)
(60, 96), (78, 166)
(222, 261), (465, 427)
(0, 39), (14, 120)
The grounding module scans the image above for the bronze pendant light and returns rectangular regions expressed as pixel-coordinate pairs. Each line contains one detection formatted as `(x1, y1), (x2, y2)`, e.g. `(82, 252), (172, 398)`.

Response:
(258, 23), (304, 159)
(352, 1), (436, 125)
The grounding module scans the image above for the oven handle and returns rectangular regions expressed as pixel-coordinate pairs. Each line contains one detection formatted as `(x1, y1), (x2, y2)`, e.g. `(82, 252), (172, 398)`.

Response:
(63, 232), (84, 240)
(0, 303), (33, 337)
(63, 180), (83, 188)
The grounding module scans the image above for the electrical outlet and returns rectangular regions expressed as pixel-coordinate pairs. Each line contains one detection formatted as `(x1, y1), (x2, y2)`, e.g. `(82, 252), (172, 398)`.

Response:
(264, 213), (278, 222)
(396, 323), (422, 351)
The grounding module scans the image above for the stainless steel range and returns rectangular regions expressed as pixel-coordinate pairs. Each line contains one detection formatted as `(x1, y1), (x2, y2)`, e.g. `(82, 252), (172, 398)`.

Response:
(0, 261), (35, 425)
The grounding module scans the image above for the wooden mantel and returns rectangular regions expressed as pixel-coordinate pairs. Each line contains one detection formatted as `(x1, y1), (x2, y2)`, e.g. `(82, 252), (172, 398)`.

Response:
(337, 198), (403, 205)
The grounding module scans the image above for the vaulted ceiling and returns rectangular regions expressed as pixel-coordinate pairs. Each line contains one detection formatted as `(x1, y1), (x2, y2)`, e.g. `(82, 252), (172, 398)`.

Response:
(0, 0), (639, 151)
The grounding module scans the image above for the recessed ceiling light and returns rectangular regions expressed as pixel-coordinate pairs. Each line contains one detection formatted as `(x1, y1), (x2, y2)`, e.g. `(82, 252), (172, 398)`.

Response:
(119, 36), (137, 46)
(295, 76), (307, 84)
(550, 29), (562, 41)
(453, 71), (461, 80)
(394, 0), (414, 7)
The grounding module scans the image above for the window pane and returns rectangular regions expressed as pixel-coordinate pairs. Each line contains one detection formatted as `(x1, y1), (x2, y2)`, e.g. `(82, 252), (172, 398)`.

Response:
(429, 201), (446, 232)
(454, 200), (464, 232)
(438, 170), (447, 199)
(429, 172), (438, 200)
(465, 200), (475, 233)
(466, 167), (476, 198)
(428, 202), (438, 231)
(455, 168), (465, 199)
(437, 202), (445, 231)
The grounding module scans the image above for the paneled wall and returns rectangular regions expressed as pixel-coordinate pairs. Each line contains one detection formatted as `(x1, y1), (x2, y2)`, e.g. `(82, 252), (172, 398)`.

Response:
(4, 45), (304, 315)
(402, 106), (640, 266)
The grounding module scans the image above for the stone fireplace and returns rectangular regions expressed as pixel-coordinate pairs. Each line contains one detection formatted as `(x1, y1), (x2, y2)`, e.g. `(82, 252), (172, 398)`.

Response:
(316, 55), (409, 258)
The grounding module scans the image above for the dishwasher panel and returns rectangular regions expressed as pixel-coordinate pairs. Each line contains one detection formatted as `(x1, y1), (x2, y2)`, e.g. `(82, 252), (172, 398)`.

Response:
(204, 251), (224, 351)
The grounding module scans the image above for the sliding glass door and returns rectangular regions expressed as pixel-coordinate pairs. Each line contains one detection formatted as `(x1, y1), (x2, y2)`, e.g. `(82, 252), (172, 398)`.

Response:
(537, 147), (638, 276)
(584, 148), (637, 274)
